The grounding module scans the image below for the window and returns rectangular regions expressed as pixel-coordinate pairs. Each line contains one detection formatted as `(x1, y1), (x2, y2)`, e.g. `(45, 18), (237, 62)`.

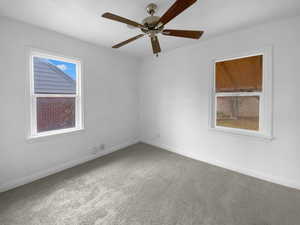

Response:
(29, 51), (83, 138)
(211, 49), (272, 138)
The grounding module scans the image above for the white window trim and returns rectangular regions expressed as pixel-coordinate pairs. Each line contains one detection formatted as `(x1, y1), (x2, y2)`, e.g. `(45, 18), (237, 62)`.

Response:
(28, 51), (84, 139)
(209, 47), (273, 140)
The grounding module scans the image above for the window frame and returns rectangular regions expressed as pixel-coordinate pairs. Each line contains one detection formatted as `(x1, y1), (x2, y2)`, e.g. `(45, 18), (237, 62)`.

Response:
(29, 51), (83, 139)
(209, 47), (273, 139)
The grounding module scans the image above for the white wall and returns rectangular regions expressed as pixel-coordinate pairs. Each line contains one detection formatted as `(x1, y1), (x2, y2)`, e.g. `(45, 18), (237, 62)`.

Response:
(0, 17), (140, 191)
(1, 15), (300, 192)
(139, 16), (300, 189)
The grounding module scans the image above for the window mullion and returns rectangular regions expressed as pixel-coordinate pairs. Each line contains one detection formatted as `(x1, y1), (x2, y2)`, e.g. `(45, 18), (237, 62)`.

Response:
(34, 94), (77, 98)
(215, 92), (262, 97)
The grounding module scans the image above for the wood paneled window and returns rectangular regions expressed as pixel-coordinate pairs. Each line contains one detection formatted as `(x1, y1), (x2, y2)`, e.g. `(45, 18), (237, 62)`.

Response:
(29, 51), (83, 138)
(211, 49), (273, 138)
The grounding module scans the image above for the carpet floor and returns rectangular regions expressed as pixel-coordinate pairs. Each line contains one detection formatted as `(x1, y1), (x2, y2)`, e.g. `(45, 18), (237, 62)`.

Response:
(0, 143), (300, 225)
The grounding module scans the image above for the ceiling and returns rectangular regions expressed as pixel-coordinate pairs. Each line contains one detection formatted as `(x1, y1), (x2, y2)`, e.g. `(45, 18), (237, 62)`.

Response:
(0, 0), (299, 57)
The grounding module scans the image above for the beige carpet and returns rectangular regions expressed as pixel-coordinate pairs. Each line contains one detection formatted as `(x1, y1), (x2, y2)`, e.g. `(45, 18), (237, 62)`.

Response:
(0, 143), (300, 225)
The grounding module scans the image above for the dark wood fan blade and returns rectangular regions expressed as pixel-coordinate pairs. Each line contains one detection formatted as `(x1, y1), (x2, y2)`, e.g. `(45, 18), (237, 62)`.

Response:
(102, 12), (143, 28)
(162, 29), (204, 39)
(151, 36), (161, 54)
(112, 34), (145, 48)
(157, 0), (197, 26)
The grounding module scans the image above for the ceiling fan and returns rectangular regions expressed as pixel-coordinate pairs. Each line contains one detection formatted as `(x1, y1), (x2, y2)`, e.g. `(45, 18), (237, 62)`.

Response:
(102, 0), (204, 57)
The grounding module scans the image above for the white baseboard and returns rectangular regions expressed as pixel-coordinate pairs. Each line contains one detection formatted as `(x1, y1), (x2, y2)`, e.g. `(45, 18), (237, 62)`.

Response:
(142, 140), (300, 191)
(0, 139), (139, 193)
(3, 139), (300, 193)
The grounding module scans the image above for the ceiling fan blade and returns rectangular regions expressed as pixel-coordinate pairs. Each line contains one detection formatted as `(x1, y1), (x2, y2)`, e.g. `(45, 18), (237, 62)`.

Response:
(151, 36), (161, 55)
(102, 12), (143, 28)
(157, 0), (197, 27)
(162, 29), (204, 39)
(112, 34), (145, 48)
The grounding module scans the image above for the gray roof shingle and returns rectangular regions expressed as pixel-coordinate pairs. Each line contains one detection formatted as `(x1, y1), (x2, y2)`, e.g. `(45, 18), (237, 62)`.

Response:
(34, 58), (76, 94)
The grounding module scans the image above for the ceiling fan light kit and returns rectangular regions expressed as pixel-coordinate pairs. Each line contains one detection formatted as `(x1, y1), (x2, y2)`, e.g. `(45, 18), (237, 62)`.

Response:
(102, 0), (204, 57)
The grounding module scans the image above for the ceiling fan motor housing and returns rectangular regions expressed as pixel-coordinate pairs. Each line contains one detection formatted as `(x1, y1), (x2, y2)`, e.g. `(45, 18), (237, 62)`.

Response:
(141, 16), (164, 37)
(142, 16), (160, 28)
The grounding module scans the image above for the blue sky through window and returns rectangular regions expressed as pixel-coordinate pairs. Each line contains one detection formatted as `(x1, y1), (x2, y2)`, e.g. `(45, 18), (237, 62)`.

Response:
(47, 59), (76, 80)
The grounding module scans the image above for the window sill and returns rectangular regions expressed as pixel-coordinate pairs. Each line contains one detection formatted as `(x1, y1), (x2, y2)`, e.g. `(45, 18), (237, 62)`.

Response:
(209, 127), (273, 141)
(27, 127), (85, 143)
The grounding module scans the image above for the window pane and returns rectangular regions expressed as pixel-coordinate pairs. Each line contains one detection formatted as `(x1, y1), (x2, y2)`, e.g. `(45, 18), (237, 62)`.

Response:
(37, 97), (75, 133)
(216, 55), (262, 92)
(216, 96), (259, 131)
(33, 57), (76, 94)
